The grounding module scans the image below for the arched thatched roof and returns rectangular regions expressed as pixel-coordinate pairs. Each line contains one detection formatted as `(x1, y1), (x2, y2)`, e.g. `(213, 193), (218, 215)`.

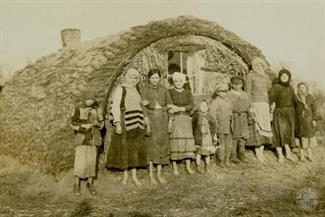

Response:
(0, 16), (266, 175)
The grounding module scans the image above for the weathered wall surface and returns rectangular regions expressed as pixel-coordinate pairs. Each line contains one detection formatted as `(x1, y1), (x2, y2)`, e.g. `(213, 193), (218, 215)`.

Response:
(0, 16), (265, 175)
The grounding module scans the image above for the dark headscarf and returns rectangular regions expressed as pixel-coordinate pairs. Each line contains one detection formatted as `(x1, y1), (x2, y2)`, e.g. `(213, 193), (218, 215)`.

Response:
(278, 69), (291, 87)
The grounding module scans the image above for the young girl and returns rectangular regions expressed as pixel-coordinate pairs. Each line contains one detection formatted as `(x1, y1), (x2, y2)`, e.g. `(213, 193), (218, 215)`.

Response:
(141, 68), (173, 184)
(106, 68), (147, 186)
(71, 91), (104, 196)
(246, 57), (273, 163)
(269, 69), (297, 163)
(228, 76), (250, 163)
(209, 83), (233, 168)
(192, 100), (218, 173)
(295, 82), (317, 162)
(169, 72), (196, 175)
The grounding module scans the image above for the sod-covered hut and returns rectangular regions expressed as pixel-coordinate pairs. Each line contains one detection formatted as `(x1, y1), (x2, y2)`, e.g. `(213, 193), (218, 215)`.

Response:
(0, 16), (269, 175)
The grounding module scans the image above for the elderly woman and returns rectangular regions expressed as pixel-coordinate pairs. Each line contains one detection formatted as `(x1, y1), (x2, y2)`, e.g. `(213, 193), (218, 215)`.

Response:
(71, 91), (104, 196)
(141, 68), (173, 184)
(106, 68), (147, 186)
(295, 82), (317, 162)
(169, 72), (196, 175)
(246, 57), (273, 163)
(269, 69), (297, 163)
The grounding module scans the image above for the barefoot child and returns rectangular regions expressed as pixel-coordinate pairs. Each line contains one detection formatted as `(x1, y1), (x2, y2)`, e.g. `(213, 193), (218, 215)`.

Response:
(295, 82), (317, 162)
(71, 91), (104, 196)
(209, 84), (234, 168)
(192, 100), (218, 173)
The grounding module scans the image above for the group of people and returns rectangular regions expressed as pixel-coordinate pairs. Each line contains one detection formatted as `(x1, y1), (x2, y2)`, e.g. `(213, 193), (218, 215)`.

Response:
(70, 57), (318, 196)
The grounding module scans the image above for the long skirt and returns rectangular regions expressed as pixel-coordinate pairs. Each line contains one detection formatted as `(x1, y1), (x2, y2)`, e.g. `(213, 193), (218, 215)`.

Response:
(146, 109), (170, 165)
(106, 128), (147, 170)
(246, 102), (272, 146)
(246, 121), (272, 146)
(74, 145), (97, 179)
(272, 107), (296, 148)
(169, 114), (196, 160)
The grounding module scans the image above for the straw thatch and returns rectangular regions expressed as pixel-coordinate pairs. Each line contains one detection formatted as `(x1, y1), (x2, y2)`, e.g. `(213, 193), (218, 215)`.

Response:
(0, 16), (267, 175)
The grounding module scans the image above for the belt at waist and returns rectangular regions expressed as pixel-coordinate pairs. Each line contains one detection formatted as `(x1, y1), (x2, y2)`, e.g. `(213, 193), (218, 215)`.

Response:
(233, 111), (248, 114)
(147, 106), (168, 111)
(174, 111), (190, 116)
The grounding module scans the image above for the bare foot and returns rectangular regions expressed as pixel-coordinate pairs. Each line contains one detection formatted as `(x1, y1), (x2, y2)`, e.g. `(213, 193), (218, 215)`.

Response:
(286, 155), (296, 162)
(186, 167), (194, 175)
(157, 176), (166, 184)
(121, 177), (128, 186)
(278, 157), (285, 163)
(132, 177), (142, 187)
(149, 176), (157, 185)
(173, 169), (179, 176)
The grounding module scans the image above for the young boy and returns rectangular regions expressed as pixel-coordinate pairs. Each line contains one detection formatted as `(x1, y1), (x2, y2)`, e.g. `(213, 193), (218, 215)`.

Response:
(209, 83), (233, 168)
(228, 76), (250, 163)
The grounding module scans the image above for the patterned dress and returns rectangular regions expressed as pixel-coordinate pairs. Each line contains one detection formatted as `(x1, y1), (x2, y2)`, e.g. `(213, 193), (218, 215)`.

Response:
(192, 112), (217, 156)
(169, 88), (196, 160)
(245, 71), (272, 146)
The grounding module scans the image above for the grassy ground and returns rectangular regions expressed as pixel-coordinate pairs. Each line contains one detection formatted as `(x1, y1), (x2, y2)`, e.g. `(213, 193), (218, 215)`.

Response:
(0, 143), (324, 217)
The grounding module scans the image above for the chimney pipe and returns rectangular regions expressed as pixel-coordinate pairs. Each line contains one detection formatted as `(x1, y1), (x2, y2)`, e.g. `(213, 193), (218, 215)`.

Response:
(61, 28), (81, 49)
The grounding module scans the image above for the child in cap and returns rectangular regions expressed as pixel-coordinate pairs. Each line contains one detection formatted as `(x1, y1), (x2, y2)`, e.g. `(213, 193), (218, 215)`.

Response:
(228, 76), (250, 163)
(209, 83), (233, 168)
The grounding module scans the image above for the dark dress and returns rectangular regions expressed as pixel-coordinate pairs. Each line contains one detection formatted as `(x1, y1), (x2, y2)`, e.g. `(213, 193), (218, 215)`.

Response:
(169, 88), (196, 160)
(269, 83), (296, 148)
(106, 86), (147, 170)
(141, 83), (172, 165)
(295, 94), (317, 138)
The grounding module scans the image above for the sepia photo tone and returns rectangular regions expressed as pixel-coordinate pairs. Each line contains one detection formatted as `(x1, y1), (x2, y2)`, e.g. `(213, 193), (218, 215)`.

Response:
(0, 0), (324, 216)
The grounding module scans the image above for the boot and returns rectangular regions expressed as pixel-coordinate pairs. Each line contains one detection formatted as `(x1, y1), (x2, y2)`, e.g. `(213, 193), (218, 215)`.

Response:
(238, 140), (248, 163)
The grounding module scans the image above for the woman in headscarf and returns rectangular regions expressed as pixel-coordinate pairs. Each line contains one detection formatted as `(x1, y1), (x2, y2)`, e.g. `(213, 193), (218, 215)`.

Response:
(106, 68), (147, 186)
(245, 57), (273, 163)
(269, 69), (297, 163)
(295, 82), (317, 162)
(169, 72), (196, 175)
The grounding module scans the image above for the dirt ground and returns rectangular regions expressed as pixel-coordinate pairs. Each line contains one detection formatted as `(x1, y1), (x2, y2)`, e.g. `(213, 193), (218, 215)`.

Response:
(0, 141), (324, 217)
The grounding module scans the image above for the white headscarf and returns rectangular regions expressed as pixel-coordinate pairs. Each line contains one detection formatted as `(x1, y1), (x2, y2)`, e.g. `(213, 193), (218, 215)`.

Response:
(172, 72), (186, 82)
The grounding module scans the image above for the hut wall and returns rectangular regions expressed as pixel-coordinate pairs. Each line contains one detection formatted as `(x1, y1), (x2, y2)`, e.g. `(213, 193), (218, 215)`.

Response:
(0, 16), (266, 176)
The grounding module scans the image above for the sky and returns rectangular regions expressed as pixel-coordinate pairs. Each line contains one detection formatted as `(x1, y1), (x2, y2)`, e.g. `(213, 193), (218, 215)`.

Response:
(0, 0), (324, 88)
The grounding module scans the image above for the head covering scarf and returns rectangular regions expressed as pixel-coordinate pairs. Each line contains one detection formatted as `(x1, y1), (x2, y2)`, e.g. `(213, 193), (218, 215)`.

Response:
(278, 69), (291, 87)
(172, 72), (186, 82)
(252, 57), (267, 72)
